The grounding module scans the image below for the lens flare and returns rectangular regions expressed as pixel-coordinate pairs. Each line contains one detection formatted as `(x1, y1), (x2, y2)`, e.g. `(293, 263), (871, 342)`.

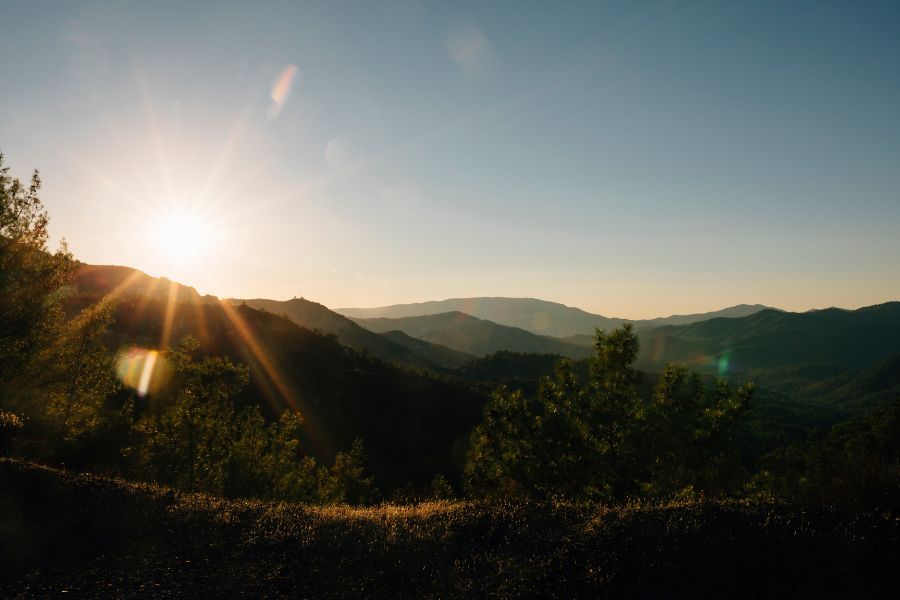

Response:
(116, 348), (169, 396)
(717, 351), (730, 377)
(268, 64), (299, 118)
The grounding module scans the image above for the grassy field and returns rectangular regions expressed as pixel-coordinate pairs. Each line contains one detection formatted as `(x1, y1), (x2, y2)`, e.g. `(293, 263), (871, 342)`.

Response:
(1, 458), (898, 598)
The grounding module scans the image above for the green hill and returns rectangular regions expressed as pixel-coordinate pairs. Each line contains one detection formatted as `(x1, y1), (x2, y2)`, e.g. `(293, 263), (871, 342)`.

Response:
(796, 353), (900, 415)
(638, 303), (900, 373)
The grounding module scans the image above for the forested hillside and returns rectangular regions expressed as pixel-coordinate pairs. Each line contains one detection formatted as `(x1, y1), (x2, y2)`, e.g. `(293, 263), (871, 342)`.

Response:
(637, 305), (900, 372)
(64, 291), (485, 493)
(353, 311), (592, 357)
(236, 296), (474, 370)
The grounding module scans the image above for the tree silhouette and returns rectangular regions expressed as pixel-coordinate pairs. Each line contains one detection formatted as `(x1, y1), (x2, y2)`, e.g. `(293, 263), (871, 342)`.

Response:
(0, 153), (73, 400)
(465, 325), (753, 502)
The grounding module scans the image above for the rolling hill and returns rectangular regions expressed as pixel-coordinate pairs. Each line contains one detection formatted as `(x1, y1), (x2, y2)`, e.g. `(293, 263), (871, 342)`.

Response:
(234, 297), (474, 370)
(637, 303), (900, 374)
(352, 311), (593, 358)
(72, 265), (475, 371)
(63, 285), (487, 491)
(788, 353), (900, 416)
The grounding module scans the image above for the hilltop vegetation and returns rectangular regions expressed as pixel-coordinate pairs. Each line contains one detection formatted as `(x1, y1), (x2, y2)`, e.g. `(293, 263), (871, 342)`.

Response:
(2, 459), (898, 598)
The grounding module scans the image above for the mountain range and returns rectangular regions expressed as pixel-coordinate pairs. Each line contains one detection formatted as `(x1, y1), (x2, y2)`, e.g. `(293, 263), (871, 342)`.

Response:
(233, 298), (475, 370)
(76, 264), (900, 381)
(351, 312), (593, 358)
(636, 303), (900, 372)
(337, 297), (773, 337)
(66, 262), (900, 490)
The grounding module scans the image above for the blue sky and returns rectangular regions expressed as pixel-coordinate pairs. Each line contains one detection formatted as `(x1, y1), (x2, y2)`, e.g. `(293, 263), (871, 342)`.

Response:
(1, 1), (898, 317)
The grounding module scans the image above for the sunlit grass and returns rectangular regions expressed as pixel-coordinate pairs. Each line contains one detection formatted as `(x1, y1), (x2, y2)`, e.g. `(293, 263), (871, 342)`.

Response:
(4, 458), (898, 596)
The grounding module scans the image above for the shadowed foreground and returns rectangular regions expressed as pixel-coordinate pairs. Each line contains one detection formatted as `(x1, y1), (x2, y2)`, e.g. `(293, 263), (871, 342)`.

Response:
(1, 459), (898, 598)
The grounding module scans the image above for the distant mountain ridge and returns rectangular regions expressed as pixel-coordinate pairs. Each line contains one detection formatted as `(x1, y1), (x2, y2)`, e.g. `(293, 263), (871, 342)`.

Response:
(73, 264), (900, 382)
(73, 265), (475, 371)
(337, 297), (773, 337)
(234, 298), (474, 370)
(637, 303), (900, 373)
(352, 311), (593, 358)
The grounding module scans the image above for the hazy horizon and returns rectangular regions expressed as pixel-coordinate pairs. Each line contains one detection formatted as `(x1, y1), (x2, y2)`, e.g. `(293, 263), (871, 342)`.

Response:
(2, 1), (899, 319)
(82, 259), (898, 321)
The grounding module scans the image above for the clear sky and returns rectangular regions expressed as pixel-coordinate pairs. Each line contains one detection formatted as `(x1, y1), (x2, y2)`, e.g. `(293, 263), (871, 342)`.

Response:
(2, 1), (898, 318)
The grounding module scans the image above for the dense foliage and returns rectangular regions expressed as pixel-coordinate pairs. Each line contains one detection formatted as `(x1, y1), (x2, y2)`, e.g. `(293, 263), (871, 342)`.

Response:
(759, 398), (900, 508)
(0, 153), (73, 410)
(464, 325), (753, 502)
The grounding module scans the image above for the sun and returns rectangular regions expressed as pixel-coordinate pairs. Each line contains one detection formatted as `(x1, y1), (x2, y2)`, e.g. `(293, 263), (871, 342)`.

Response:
(149, 211), (214, 263)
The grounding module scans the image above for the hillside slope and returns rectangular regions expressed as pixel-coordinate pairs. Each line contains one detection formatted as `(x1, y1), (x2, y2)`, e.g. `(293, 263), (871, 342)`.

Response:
(65, 292), (486, 492)
(235, 297), (474, 370)
(795, 353), (900, 415)
(73, 263), (214, 305)
(638, 303), (900, 373)
(353, 312), (593, 358)
(2, 459), (898, 598)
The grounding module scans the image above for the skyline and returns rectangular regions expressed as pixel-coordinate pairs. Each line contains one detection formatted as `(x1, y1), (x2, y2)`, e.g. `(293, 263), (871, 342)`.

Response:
(2, 1), (899, 318)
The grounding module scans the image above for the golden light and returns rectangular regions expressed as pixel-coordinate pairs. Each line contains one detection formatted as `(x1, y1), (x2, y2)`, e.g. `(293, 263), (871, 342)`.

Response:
(149, 210), (214, 263)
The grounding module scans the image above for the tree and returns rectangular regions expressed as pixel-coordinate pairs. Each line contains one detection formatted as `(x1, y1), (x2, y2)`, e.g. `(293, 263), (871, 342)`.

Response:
(579, 324), (645, 499)
(133, 337), (380, 504)
(465, 326), (646, 502)
(41, 302), (121, 443)
(0, 153), (74, 395)
(224, 409), (320, 501)
(318, 438), (378, 504)
(465, 324), (753, 503)
(134, 337), (250, 494)
(645, 365), (753, 497)
(759, 398), (900, 508)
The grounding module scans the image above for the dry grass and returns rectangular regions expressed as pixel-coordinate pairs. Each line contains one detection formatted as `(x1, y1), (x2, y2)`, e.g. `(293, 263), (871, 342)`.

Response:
(1, 458), (899, 598)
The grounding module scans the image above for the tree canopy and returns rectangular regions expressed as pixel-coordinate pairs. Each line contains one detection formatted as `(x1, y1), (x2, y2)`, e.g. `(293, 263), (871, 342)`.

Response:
(465, 325), (754, 503)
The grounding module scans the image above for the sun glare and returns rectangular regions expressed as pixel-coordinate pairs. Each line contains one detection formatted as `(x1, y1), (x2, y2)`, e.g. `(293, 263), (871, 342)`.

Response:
(149, 211), (214, 263)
